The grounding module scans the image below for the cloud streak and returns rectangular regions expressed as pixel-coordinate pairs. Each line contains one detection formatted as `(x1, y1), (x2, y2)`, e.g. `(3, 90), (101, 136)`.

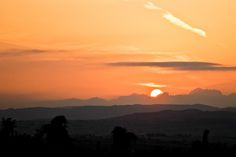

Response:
(108, 61), (236, 71)
(144, 1), (163, 10)
(0, 49), (46, 57)
(137, 82), (167, 88)
(144, 1), (207, 38)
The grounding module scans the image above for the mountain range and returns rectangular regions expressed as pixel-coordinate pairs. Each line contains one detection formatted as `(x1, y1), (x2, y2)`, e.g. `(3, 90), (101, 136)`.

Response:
(0, 103), (232, 120)
(1, 88), (236, 109)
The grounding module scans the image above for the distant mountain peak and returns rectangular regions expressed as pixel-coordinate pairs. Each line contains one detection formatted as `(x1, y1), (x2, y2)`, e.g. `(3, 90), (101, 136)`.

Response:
(189, 88), (223, 96)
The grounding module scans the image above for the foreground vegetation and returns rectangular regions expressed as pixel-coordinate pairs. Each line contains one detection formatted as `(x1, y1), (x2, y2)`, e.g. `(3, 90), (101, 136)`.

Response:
(0, 115), (236, 156)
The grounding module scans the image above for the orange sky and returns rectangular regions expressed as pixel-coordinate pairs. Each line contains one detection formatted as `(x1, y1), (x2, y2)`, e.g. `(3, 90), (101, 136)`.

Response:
(0, 0), (236, 99)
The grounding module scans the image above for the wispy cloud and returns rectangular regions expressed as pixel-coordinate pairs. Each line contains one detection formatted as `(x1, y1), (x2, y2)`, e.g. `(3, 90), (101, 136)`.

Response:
(144, 1), (163, 10)
(144, 1), (207, 38)
(0, 49), (46, 57)
(163, 13), (207, 38)
(137, 82), (167, 88)
(108, 61), (236, 71)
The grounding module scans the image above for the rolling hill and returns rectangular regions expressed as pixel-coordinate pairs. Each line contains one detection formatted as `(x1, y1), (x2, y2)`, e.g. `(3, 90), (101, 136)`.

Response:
(0, 104), (218, 120)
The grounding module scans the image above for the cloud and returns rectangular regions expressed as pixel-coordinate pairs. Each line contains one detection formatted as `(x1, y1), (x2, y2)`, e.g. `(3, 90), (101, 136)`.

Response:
(137, 82), (167, 88)
(144, 1), (163, 10)
(144, 1), (207, 38)
(108, 61), (236, 71)
(163, 12), (207, 38)
(0, 49), (46, 57)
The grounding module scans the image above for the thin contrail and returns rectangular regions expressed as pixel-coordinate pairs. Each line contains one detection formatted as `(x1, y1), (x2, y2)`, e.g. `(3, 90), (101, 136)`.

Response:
(144, 1), (207, 38)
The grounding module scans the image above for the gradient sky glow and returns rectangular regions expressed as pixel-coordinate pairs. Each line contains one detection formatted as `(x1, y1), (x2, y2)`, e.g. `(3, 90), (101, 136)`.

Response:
(1, 0), (236, 100)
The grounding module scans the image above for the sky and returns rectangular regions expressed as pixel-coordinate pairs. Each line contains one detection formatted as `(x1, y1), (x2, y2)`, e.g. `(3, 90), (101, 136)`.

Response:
(0, 0), (236, 100)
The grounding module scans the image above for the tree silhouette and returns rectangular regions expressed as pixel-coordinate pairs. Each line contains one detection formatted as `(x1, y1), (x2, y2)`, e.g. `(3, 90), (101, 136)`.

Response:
(42, 115), (72, 155)
(202, 129), (210, 145)
(0, 117), (16, 139)
(112, 126), (137, 156)
(192, 129), (211, 155)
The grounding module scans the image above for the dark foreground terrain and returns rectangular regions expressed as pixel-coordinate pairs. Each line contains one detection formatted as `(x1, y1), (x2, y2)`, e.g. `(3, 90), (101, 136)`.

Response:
(1, 109), (236, 156)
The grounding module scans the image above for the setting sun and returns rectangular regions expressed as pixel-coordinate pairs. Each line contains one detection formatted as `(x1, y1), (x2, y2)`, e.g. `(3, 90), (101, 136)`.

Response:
(1, 0), (236, 105)
(150, 89), (163, 97)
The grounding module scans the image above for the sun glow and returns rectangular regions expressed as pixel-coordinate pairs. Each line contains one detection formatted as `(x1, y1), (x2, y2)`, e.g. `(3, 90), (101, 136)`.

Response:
(150, 89), (163, 97)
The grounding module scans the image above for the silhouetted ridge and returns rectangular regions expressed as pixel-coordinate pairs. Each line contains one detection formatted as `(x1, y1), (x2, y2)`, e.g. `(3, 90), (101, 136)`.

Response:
(0, 104), (219, 120)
